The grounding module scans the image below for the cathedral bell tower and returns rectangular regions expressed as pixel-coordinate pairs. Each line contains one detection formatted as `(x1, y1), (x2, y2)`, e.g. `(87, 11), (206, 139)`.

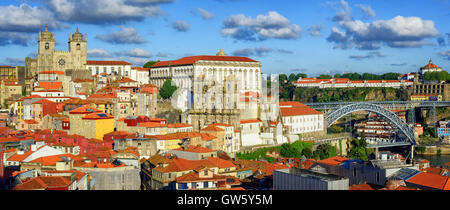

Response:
(68, 27), (87, 70)
(37, 26), (55, 72)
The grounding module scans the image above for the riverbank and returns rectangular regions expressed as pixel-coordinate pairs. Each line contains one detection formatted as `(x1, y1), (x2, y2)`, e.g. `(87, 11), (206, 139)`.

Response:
(420, 145), (450, 155)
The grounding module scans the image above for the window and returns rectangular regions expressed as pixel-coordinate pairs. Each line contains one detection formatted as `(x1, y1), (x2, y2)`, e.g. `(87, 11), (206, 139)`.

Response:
(204, 182), (209, 188)
(203, 170), (208, 176)
(353, 168), (357, 177)
(376, 172), (380, 183)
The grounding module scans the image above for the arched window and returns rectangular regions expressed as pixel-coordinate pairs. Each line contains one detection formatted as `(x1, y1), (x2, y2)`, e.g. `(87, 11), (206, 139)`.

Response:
(76, 43), (80, 50)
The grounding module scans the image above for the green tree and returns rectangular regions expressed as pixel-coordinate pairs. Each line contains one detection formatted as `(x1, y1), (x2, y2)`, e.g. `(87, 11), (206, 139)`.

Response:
(317, 74), (332, 79)
(159, 79), (178, 99)
(348, 138), (371, 161)
(143, 60), (160, 68)
(279, 74), (287, 84)
(313, 143), (337, 160)
(302, 147), (313, 158)
(280, 143), (301, 158)
(296, 73), (307, 80)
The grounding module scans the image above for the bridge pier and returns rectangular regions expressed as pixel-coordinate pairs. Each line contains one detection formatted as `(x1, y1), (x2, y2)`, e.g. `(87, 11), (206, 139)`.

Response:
(429, 106), (437, 125)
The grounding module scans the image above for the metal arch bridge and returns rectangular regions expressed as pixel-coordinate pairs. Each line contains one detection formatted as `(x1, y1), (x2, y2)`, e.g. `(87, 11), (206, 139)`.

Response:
(325, 102), (416, 146)
(305, 101), (450, 111)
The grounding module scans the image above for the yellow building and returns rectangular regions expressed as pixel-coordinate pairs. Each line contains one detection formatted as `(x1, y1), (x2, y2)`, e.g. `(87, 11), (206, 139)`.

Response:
(81, 112), (115, 140)
(410, 94), (442, 101)
(91, 100), (114, 115)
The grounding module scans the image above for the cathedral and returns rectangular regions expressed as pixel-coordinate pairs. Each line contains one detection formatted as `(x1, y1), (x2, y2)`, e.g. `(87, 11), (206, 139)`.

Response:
(25, 26), (88, 78)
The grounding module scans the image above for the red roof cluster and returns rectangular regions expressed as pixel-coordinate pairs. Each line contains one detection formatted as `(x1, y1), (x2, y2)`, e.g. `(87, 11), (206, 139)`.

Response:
(86, 60), (132, 66)
(151, 55), (258, 68)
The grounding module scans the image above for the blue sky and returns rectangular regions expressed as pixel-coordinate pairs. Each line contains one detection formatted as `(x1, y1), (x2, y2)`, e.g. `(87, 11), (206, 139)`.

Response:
(0, 0), (448, 76)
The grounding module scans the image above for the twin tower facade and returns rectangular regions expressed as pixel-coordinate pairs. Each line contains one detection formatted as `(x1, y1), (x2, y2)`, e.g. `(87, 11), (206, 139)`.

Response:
(26, 26), (88, 78)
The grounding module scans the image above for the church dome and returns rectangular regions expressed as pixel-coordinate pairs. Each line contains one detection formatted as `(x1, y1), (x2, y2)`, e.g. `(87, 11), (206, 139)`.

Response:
(216, 49), (227, 56)
(423, 59), (438, 69)
(71, 27), (84, 40)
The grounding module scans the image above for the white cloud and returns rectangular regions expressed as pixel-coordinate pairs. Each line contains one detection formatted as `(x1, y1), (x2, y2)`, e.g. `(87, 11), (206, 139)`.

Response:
(95, 26), (146, 44)
(172, 20), (190, 32)
(221, 11), (302, 41)
(197, 8), (215, 20)
(87, 48), (110, 57)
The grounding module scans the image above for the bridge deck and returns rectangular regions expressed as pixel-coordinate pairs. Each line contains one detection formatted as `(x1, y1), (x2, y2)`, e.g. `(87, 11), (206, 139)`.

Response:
(367, 142), (412, 148)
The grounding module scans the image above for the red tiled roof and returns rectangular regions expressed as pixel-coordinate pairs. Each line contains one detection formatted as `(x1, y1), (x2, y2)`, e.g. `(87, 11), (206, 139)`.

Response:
(132, 67), (150, 71)
(139, 122), (168, 128)
(151, 55), (258, 68)
(349, 184), (375, 190)
(240, 119), (262, 124)
(200, 133), (217, 141)
(30, 154), (83, 166)
(39, 71), (65, 75)
(39, 81), (63, 90)
(406, 172), (448, 190)
(86, 60), (132, 66)
(113, 77), (137, 83)
(82, 112), (114, 120)
(69, 105), (102, 114)
(174, 145), (216, 153)
(201, 125), (225, 131)
(32, 99), (56, 104)
(317, 156), (349, 167)
(13, 176), (72, 190)
(207, 157), (235, 168)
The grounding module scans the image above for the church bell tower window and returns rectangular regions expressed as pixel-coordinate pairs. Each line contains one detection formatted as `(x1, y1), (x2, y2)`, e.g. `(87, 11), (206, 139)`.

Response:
(45, 43), (49, 50)
(76, 43), (80, 50)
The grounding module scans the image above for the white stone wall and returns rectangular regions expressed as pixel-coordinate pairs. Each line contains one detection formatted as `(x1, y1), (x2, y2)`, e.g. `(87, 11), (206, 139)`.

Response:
(282, 114), (324, 135)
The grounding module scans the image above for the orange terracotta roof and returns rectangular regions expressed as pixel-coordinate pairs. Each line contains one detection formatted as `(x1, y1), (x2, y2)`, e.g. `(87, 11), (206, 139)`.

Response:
(153, 158), (217, 173)
(151, 55), (258, 68)
(207, 157), (235, 168)
(132, 67), (150, 71)
(13, 176), (72, 190)
(200, 133), (217, 141)
(23, 119), (39, 124)
(349, 184), (375, 190)
(30, 154), (83, 166)
(39, 71), (65, 75)
(406, 172), (449, 190)
(173, 145), (216, 153)
(317, 156), (349, 167)
(113, 77), (137, 83)
(201, 125), (225, 131)
(7, 146), (45, 162)
(175, 171), (227, 183)
(86, 60), (131, 66)
(32, 99), (56, 104)
(240, 119), (262, 124)
(82, 112), (114, 120)
(139, 122), (168, 128)
(69, 105), (102, 114)
(39, 81), (63, 90)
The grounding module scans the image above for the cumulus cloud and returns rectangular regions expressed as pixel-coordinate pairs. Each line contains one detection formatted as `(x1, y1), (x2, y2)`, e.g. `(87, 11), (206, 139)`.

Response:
(116, 48), (152, 57)
(87, 48), (111, 58)
(439, 50), (450, 60)
(437, 36), (446, 47)
(349, 51), (386, 60)
(172, 20), (190, 32)
(221, 11), (302, 41)
(357, 4), (376, 18)
(308, 24), (324, 37)
(95, 26), (146, 44)
(197, 8), (215, 20)
(390, 63), (408, 66)
(0, 32), (32, 46)
(0, 3), (68, 46)
(327, 0), (439, 50)
(39, 0), (167, 24)
(231, 47), (294, 57)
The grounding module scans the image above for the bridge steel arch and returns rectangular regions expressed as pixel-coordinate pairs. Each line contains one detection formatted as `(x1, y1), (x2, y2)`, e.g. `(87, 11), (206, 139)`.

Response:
(326, 103), (416, 145)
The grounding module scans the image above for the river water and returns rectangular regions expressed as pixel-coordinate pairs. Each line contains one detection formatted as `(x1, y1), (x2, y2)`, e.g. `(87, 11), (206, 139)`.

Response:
(416, 154), (450, 167)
